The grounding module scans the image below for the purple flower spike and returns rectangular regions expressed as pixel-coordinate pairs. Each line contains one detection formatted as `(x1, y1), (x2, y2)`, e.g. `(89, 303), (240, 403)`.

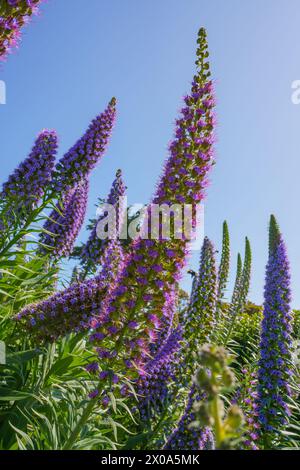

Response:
(88, 28), (216, 381)
(255, 215), (293, 446)
(0, 1), (45, 62)
(39, 178), (89, 259)
(53, 98), (116, 192)
(1, 129), (58, 215)
(15, 239), (125, 342)
(137, 325), (182, 422)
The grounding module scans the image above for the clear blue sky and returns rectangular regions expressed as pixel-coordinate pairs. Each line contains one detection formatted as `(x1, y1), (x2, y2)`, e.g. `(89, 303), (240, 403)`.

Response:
(0, 0), (299, 308)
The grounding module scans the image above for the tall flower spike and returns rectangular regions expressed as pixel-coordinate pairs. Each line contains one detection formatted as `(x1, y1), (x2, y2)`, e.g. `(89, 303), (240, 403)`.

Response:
(39, 178), (89, 259)
(255, 216), (293, 447)
(224, 238), (251, 345)
(213, 221), (230, 337)
(15, 239), (125, 342)
(81, 169), (126, 265)
(217, 221), (230, 301)
(88, 27), (216, 384)
(53, 98), (116, 192)
(1, 130), (58, 216)
(230, 253), (243, 314)
(0, 1), (44, 62)
(183, 237), (218, 373)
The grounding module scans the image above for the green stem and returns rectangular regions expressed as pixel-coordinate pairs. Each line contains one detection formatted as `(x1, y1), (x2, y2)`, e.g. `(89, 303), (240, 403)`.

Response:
(211, 396), (223, 448)
(210, 372), (223, 449)
(0, 192), (55, 258)
(62, 397), (97, 450)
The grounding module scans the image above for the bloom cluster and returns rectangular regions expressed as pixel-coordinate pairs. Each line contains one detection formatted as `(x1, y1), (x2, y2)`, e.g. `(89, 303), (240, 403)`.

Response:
(15, 239), (125, 342)
(53, 98), (116, 192)
(198, 427), (215, 450)
(164, 388), (206, 450)
(0, 1), (43, 61)
(39, 178), (89, 259)
(151, 285), (178, 353)
(1, 130), (58, 217)
(256, 216), (293, 444)
(238, 368), (260, 450)
(88, 28), (216, 385)
(137, 325), (182, 421)
(81, 169), (126, 265)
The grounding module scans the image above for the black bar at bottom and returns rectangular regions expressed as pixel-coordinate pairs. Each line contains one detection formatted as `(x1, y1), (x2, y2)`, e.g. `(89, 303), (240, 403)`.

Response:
(0, 450), (299, 466)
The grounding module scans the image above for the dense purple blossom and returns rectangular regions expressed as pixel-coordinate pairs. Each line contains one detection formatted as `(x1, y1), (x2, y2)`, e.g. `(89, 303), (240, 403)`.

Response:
(137, 326), (182, 421)
(135, 285), (180, 413)
(39, 178), (89, 259)
(88, 28), (216, 384)
(150, 285), (178, 354)
(15, 239), (125, 341)
(238, 368), (260, 450)
(53, 98), (116, 192)
(198, 427), (215, 450)
(0, 1), (44, 61)
(1, 130), (58, 216)
(164, 388), (210, 450)
(256, 215), (293, 445)
(81, 169), (126, 264)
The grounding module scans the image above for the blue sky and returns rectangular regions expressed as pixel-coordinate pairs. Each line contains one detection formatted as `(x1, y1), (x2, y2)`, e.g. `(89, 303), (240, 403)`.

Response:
(0, 0), (299, 307)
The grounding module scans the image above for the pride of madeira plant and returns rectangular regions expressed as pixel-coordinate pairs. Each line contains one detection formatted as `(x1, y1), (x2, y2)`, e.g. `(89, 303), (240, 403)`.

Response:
(0, 26), (299, 452)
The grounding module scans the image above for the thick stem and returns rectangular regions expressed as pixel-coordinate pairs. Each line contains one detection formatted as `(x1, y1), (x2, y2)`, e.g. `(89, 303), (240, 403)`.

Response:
(210, 371), (223, 449)
(62, 398), (97, 450)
